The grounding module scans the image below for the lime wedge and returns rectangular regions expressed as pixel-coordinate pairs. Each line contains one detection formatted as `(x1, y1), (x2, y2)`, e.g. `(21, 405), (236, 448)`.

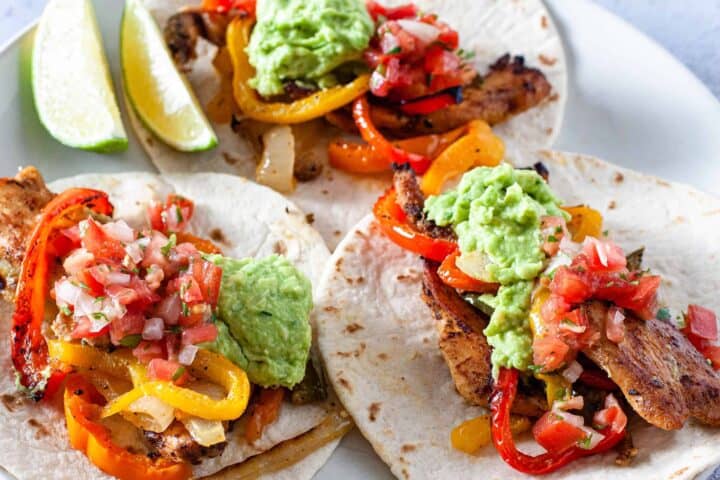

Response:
(32, 0), (128, 153)
(121, 0), (217, 152)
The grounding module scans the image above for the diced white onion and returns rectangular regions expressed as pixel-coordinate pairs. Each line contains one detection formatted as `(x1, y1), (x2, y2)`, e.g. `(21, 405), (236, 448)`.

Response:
(156, 293), (181, 325)
(106, 272), (131, 286)
(145, 265), (165, 290)
(554, 395), (584, 412)
(561, 361), (584, 384)
(544, 251), (572, 277)
(102, 220), (136, 243)
(62, 249), (95, 275)
(559, 237), (581, 256)
(142, 317), (165, 341)
(396, 19), (440, 44)
(55, 279), (83, 306)
(178, 344), (199, 366)
(554, 410), (585, 428)
(125, 241), (145, 264)
(577, 426), (605, 450)
(256, 125), (296, 194)
(182, 417), (226, 447)
(126, 396), (175, 433)
(559, 320), (586, 334)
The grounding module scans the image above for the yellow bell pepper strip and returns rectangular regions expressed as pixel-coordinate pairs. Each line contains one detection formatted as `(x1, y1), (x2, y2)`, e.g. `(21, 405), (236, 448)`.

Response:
(451, 414), (530, 454)
(328, 124), (466, 174)
(562, 205), (603, 242)
(420, 120), (505, 196)
(48, 341), (250, 421)
(226, 17), (370, 124)
(64, 374), (191, 480)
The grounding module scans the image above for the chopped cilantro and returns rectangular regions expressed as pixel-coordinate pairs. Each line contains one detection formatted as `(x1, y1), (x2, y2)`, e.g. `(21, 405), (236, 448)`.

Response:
(387, 46), (402, 54)
(577, 435), (593, 449)
(91, 312), (107, 321)
(181, 302), (189, 317)
(547, 235), (558, 242)
(119, 334), (142, 348)
(602, 230), (609, 237)
(161, 233), (177, 257)
(172, 366), (186, 382)
(60, 304), (72, 316)
(656, 308), (671, 321)
(175, 205), (184, 224)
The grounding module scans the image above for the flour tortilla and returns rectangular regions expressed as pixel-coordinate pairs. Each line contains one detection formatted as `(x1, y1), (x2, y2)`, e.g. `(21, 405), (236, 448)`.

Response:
(0, 172), (341, 479)
(132, 0), (567, 249)
(315, 151), (720, 479)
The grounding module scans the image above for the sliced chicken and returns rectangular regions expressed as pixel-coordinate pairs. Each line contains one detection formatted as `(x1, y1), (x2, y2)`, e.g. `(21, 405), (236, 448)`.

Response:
(582, 301), (720, 430)
(422, 260), (546, 416)
(144, 421), (227, 465)
(392, 166), (455, 240)
(0, 167), (54, 301)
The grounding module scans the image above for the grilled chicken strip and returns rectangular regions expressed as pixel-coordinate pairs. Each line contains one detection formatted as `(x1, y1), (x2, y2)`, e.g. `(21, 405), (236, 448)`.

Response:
(392, 166), (455, 240)
(144, 421), (227, 465)
(422, 260), (546, 416)
(326, 54), (552, 137)
(582, 301), (720, 430)
(164, 11), (232, 68)
(0, 167), (54, 301)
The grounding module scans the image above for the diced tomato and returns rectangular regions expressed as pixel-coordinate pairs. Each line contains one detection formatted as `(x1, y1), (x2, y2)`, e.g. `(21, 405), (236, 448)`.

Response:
(191, 259), (223, 305)
(685, 305), (718, 341)
(592, 396), (627, 433)
(436, 24), (459, 49)
(109, 311), (145, 345)
(578, 369), (617, 391)
(169, 276), (204, 305)
(582, 238), (627, 272)
(551, 267), (592, 304)
(132, 341), (164, 363)
(155, 293), (182, 325)
(609, 275), (661, 320)
(399, 92), (456, 115)
(366, 1), (418, 21)
(148, 195), (194, 234)
(76, 269), (106, 297)
(181, 324), (218, 345)
(147, 358), (189, 385)
(178, 306), (207, 328)
(126, 277), (161, 309)
(532, 411), (588, 454)
(142, 231), (171, 272)
(424, 45), (460, 76)
(702, 346), (720, 370)
(48, 230), (79, 258)
(81, 218), (126, 266)
(532, 335), (570, 373)
(61, 225), (82, 244)
(71, 316), (109, 340)
(171, 242), (200, 266)
(605, 306), (625, 343)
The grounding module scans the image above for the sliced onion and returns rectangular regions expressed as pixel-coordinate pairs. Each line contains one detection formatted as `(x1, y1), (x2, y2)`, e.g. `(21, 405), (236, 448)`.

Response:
(561, 361), (584, 383)
(178, 344), (199, 366)
(155, 293), (181, 325)
(55, 279), (83, 306)
(103, 220), (136, 243)
(142, 317), (165, 341)
(256, 125), (296, 193)
(106, 272), (131, 286)
(606, 306), (626, 343)
(126, 396), (175, 433)
(182, 417), (226, 447)
(396, 19), (440, 44)
(559, 319), (586, 334)
(62, 249), (95, 275)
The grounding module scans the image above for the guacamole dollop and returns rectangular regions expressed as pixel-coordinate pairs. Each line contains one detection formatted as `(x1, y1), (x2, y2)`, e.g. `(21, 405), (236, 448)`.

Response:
(203, 255), (313, 388)
(425, 164), (568, 372)
(246, 0), (374, 97)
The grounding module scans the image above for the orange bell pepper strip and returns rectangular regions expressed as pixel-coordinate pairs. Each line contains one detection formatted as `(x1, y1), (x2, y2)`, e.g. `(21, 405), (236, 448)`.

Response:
(352, 95), (431, 174)
(420, 120), (505, 195)
(12, 188), (113, 400)
(437, 250), (500, 293)
(175, 232), (222, 254)
(201, 0), (255, 14)
(245, 388), (285, 443)
(562, 205), (603, 242)
(227, 18), (370, 124)
(64, 374), (191, 480)
(373, 188), (456, 262)
(328, 125), (467, 174)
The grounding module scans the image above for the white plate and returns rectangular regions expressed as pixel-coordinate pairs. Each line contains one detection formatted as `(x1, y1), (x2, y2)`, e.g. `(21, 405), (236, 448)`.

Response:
(0, 0), (719, 479)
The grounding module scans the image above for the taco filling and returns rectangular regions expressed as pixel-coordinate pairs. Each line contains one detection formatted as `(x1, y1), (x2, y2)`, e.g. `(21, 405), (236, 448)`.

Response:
(159, 0), (553, 186)
(371, 162), (720, 475)
(2, 168), (347, 479)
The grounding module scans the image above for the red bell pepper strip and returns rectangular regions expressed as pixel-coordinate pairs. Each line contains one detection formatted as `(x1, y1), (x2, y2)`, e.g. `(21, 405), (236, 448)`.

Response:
(399, 92), (456, 116)
(578, 369), (618, 391)
(64, 374), (191, 480)
(365, 1), (418, 21)
(372, 187), (456, 262)
(352, 95), (431, 174)
(12, 188), (113, 400)
(490, 368), (626, 475)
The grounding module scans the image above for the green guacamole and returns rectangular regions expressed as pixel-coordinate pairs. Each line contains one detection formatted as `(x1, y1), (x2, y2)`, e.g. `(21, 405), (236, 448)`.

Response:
(246, 0), (374, 97)
(202, 255), (313, 388)
(425, 164), (568, 372)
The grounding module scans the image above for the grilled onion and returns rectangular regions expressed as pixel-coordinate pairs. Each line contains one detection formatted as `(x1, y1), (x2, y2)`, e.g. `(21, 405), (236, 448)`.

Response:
(256, 125), (296, 193)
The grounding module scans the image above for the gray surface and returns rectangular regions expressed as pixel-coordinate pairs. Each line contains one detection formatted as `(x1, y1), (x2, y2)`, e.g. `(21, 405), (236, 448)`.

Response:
(2, 0), (720, 97)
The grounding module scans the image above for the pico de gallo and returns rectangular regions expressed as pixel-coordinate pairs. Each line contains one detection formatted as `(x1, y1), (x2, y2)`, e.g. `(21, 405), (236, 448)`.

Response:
(9, 184), (324, 480)
(372, 162), (720, 474)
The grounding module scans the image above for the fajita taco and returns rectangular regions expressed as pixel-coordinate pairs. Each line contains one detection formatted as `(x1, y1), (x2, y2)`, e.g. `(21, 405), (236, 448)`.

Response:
(0, 168), (351, 479)
(128, 0), (566, 248)
(315, 151), (720, 478)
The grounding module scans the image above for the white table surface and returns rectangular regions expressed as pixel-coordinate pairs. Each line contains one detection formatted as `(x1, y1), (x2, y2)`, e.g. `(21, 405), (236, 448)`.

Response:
(2, 0), (719, 98)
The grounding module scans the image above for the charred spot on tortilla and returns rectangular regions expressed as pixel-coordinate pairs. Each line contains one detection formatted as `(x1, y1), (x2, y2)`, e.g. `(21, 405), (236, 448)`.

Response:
(368, 402), (381, 422)
(377, 353), (389, 361)
(323, 305), (339, 313)
(222, 152), (239, 165)
(538, 54), (557, 66)
(209, 227), (227, 244)
(305, 213), (315, 224)
(27, 418), (50, 439)
(614, 172), (625, 183)
(337, 376), (353, 392)
(273, 240), (287, 255)
(344, 323), (364, 334)
(1, 393), (23, 413)
(145, 421), (227, 465)
(608, 200), (617, 209)
(401, 444), (416, 453)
